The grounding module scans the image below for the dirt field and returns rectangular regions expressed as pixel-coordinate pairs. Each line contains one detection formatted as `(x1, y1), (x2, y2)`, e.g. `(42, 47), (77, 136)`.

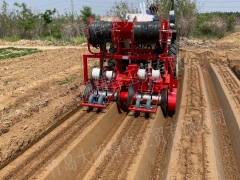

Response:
(0, 32), (239, 180)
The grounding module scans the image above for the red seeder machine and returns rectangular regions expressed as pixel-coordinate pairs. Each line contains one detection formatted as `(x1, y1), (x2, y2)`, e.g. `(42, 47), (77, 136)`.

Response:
(82, 1), (178, 116)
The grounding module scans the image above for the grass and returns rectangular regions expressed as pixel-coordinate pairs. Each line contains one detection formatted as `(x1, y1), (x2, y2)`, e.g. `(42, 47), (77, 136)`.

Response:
(69, 36), (87, 45)
(0, 47), (42, 60)
(91, 61), (99, 69)
(40, 36), (57, 42)
(39, 36), (87, 45)
(6, 35), (89, 46)
(192, 33), (221, 40)
(3, 35), (20, 42)
(56, 75), (76, 85)
(192, 30), (236, 39)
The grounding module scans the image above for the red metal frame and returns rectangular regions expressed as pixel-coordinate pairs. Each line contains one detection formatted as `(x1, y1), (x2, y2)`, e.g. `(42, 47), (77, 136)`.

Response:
(82, 20), (178, 114)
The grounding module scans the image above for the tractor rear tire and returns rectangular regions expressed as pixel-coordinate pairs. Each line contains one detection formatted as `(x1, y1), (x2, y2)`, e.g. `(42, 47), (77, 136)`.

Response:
(168, 39), (178, 79)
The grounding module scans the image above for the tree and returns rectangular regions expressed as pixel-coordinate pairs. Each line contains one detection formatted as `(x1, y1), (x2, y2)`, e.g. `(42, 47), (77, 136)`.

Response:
(14, 2), (40, 38)
(0, 0), (9, 37)
(108, 1), (138, 20)
(154, 0), (171, 20)
(39, 8), (59, 37)
(109, 0), (198, 36)
(194, 12), (237, 38)
(1, 0), (8, 16)
(174, 0), (198, 37)
(41, 8), (56, 26)
(80, 6), (100, 24)
(225, 14), (237, 31)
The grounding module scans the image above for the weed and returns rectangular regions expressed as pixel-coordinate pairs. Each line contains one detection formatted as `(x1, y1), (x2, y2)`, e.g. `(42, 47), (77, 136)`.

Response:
(91, 61), (99, 69)
(56, 75), (76, 85)
(3, 80), (8, 86)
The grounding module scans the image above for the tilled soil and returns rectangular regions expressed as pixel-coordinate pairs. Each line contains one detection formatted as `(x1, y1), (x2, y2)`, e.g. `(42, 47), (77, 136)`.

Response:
(0, 47), (93, 169)
(0, 33), (240, 180)
(165, 52), (239, 179)
(87, 117), (149, 180)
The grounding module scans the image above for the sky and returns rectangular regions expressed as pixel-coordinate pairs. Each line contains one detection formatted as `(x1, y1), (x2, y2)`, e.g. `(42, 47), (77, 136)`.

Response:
(3, 0), (240, 17)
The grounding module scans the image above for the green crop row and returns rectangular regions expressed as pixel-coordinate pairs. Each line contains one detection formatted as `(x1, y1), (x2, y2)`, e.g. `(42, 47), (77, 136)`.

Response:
(0, 47), (42, 60)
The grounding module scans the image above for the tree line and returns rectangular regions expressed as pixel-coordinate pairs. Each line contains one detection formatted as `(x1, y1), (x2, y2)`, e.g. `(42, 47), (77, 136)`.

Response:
(0, 1), (99, 42)
(0, 0), (239, 42)
(194, 12), (239, 38)
(109, 0), (239, 38)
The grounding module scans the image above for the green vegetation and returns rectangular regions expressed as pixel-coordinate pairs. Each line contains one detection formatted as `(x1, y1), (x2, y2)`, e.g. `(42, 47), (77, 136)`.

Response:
(56, 75), (76, 85)
(80, 6), (100, 24)
(0, 0), (239, 41)
(3, 36), (20, 42)
(69, 36), (87, 45)
(108, 2), (138, 20)
(0, 0), (99, 42)
(109, 0), (239, 39)
(91, 61), (99, 69)
(0, 47), (42, 60)
(2, 79), (8, 86)
(193, 12), (238, 38)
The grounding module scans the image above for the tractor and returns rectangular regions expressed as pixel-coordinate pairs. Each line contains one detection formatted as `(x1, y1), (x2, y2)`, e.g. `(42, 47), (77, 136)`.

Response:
(81, 0), (178, 116)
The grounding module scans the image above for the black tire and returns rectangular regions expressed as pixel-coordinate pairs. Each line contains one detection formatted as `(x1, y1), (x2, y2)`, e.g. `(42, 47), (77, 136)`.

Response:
(168, 39), (178, 79)
(109, 43), (117, 54)
(126, 84), (135, 110)
(108, 59), (116, 71)
(83, 80), (94, 100)
(135, 98), (141, 116)
(88, 94), (96, 111)
(160, 88), (168, 117)
(145, 99), (151, 118)
(97, 95), (105, 112)
(108, 44), (117, 71)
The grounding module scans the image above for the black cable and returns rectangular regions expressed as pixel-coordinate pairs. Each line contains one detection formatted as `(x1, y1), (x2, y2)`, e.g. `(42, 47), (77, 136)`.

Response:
(134, 21), (160, 43)
(88, 21), (112, 48)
